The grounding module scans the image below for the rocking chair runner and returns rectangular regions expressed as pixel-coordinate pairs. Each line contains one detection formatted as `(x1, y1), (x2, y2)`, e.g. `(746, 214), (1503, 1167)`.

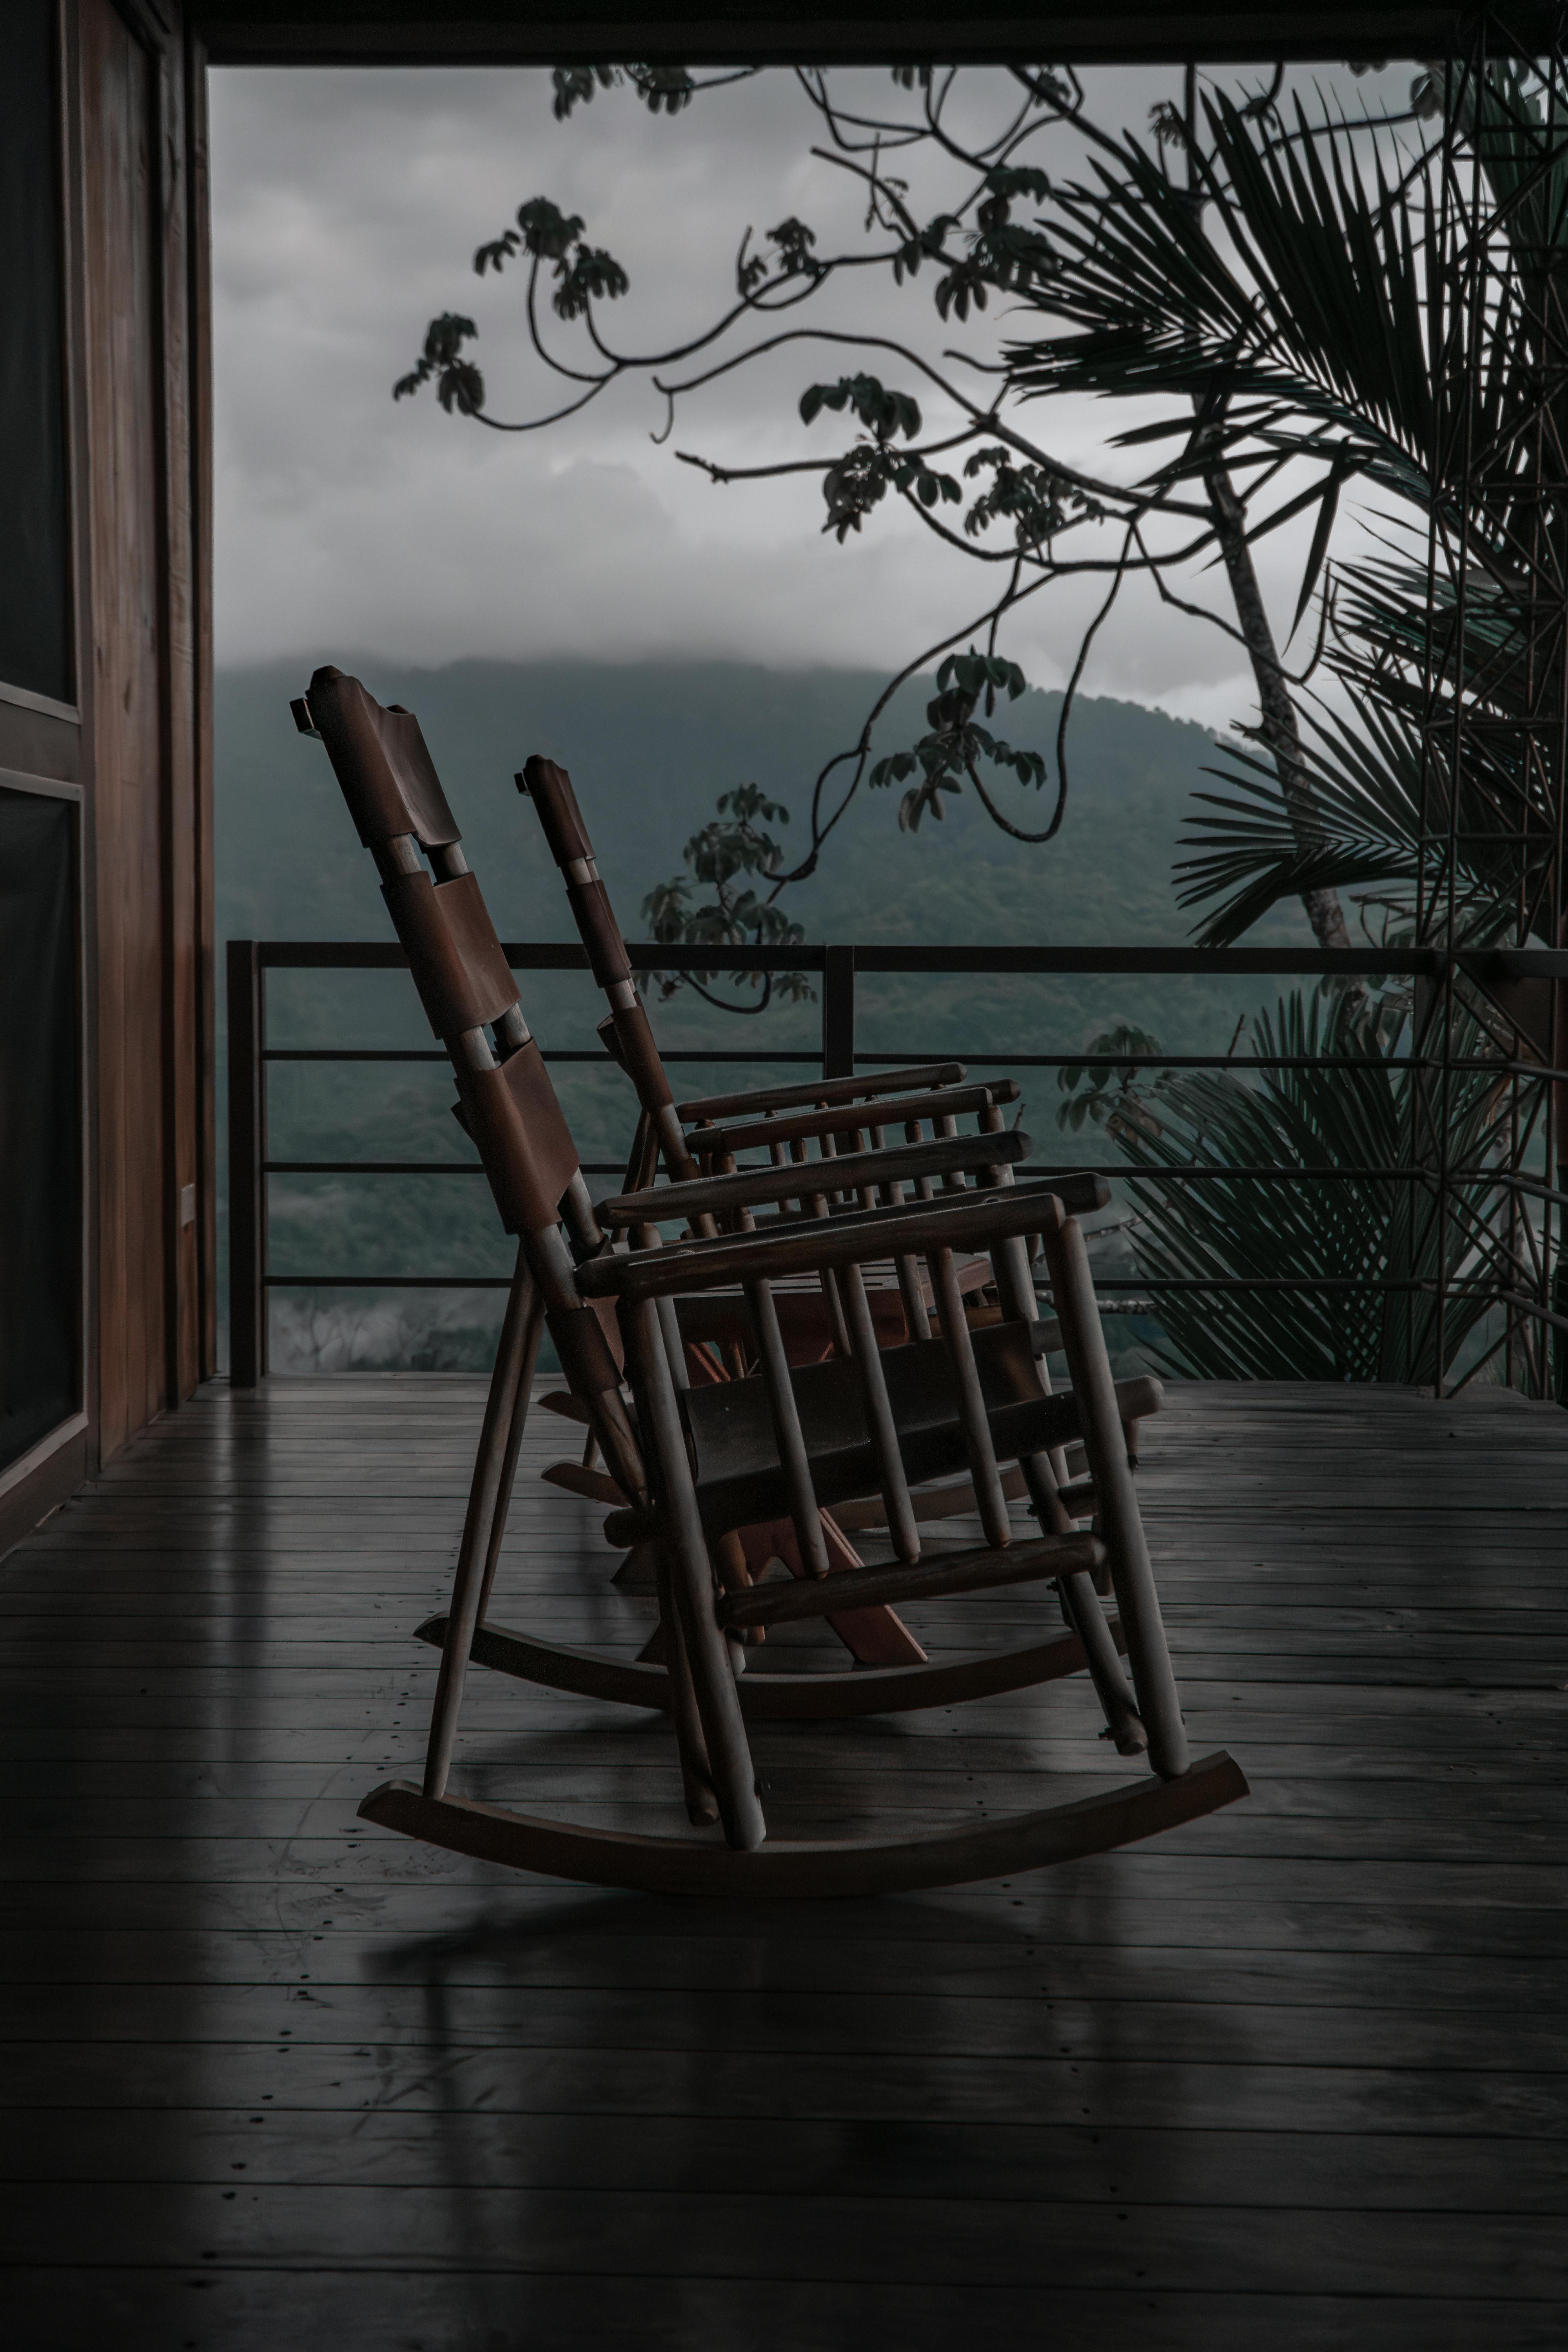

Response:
(296, 665), (1246, 1894)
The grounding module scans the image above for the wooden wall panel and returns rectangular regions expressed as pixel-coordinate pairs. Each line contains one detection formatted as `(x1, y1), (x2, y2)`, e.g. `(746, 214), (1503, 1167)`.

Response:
(79, 0), (168, 1458)
(0, 0), (214, 1550)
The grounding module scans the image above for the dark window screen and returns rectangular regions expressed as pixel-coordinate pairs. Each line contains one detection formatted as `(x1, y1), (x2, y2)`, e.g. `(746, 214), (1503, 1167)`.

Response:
(0, 789), (80, 1471)
(0, 0), (72, 705)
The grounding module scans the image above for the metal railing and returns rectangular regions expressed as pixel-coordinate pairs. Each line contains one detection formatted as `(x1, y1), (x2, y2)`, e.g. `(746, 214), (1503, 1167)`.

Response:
(227, 937), (1568, 1397)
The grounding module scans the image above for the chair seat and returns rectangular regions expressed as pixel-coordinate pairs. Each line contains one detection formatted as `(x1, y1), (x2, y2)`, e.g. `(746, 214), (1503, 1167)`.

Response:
(672, 1252), (995, 1361)
(682, 1321), (1078, 1535)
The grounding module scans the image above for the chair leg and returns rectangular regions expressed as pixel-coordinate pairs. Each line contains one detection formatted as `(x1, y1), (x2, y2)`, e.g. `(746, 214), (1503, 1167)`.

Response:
(985, 1230), (1146, 1755)
(926, 1244), (1012, 1548)
(1043, 1218), (1190, 1780)
(839, 1260), (922, 1561)
(475, 1285), (546, 1626)
(422, 1249), (542, 1802)
(654, 1541), (720, 1825)
(745, 1277), (831, 1577)
(1055, 1568), (1148, 1755)
(626, 1298), (767, 1851)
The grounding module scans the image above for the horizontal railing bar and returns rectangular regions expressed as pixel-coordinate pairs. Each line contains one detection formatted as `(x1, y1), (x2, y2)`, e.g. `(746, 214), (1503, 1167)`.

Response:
(858, 1052), (1432, 1070)
(263, 1274), (515, 1289)
(262, 1270), (1490, 1298)
(249, 938), (1568, 979)
(265, 1161), (628, 1180)
(259, 942), (410, 969)
(1024, 1165), (1439, 1184)
(266, 1161), (486, 1176)
(1042, 1277), (1443, 1293)
(258, 1156), (1468, 1187)
(1074, 1278), (1556, 1303)
(254, 940), (828, 974)
(258, 1039), (1544, 1077)
(849, 946), (1429, 976)
(261, 1046), (820, 1066)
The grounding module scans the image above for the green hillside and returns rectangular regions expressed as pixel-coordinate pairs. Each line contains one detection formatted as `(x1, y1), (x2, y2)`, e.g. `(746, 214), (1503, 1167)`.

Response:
(220, 653), (1309, 950)
(216, 657), (1309, 1369)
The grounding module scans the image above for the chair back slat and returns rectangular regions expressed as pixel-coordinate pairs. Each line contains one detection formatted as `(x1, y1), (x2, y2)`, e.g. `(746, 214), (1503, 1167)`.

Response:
(381, 868), (519, 1040)
(570, 875), (635, 989)
(519, 753), (595, 864)
(456, 1041), (582, 1238)
(308, 665), (463, 849)
(520, 755), (700, 1180)
(305, 670), (585, 1244)
(607, 998), (688, 1136)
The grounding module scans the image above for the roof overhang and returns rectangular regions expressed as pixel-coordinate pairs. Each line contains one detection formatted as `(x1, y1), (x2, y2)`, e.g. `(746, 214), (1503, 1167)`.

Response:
(195, 3), (1547, 71)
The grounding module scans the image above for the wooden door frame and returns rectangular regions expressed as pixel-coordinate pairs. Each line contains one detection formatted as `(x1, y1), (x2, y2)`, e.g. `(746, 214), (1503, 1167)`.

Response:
(82, 0), (213, 1425)
(0, 0), (214, 1555)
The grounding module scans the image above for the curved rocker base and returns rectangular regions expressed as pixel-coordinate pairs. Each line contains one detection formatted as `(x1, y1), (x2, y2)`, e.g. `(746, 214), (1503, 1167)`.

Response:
(358, 1750), (1248, 1897)
(415, 1611), (1125, 1719)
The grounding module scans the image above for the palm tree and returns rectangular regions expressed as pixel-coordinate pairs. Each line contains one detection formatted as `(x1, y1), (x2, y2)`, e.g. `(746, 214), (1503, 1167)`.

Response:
(1009, 62), (1568, 958)
(1025, 59), (1568, 1389)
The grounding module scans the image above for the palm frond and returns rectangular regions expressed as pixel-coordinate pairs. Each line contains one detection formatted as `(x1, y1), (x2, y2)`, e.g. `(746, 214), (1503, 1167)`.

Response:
(1175, 697), (1424, 945)
(1118, 991), (1515, 1381)
(1007, 93), (1438, 490)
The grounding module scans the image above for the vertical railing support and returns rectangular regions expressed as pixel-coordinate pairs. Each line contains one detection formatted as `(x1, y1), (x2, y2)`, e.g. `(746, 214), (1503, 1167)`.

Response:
(822, 944), (856, 1082)
(227, 940), (265, 1387)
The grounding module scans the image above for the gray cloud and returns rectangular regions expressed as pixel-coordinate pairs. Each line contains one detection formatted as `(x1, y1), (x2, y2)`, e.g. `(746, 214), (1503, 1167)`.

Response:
(211, 61), (1410, 726)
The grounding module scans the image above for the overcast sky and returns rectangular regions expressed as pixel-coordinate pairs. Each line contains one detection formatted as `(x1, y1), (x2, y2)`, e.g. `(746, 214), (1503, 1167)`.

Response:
(209, 60), (1411, 730)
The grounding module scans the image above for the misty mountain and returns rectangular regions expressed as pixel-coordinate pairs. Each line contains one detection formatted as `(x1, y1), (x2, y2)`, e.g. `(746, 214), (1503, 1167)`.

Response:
(219, 653), (1289, 954)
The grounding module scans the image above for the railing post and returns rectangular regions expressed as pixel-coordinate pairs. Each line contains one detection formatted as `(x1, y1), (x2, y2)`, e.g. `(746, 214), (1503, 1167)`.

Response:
(227, 940), (265, 1386)
(822, 945), (856, 1081)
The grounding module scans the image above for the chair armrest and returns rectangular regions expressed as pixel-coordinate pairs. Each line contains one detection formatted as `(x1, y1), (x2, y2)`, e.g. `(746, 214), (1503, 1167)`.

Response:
(578, 1177), (1075, 1303)
(821, 1163), (1110, 1224)
(597, 1128), (1032, 1227)
(674, 1062), (965, 1122)
(802, 1169), (1110, 1241)
(690, 1081), (1020, 1160)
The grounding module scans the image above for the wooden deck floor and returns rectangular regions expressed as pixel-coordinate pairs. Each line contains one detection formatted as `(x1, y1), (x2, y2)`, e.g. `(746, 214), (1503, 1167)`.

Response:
(1, 1375), (1565, 2349)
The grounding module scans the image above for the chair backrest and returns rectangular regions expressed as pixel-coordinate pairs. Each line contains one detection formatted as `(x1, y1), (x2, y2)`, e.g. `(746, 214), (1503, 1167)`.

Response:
(300, 667), (584, 1243)
(298, 667), (639, 1436)
(519, 754), (699, 1180)
(518, 754), (987, 1201)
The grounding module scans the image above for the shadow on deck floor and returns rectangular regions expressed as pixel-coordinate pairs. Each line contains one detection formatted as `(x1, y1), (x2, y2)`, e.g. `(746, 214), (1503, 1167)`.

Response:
(0, 1376), (1564, 2350)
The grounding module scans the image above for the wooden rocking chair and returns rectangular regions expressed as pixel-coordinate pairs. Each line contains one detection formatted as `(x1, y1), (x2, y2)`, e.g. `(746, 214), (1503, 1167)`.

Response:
(518, 750), (1018, 1354)
(294, 664), (1245, 1893)
(294, 661), (1120, 1697)
(292, 666), (1029, 1689)
(517, 750), (1143, 1562)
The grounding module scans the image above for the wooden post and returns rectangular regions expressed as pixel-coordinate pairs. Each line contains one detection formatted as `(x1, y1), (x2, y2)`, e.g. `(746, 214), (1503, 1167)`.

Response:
(226, 940), (264, 1387)
(822, 944), (856, 1081)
